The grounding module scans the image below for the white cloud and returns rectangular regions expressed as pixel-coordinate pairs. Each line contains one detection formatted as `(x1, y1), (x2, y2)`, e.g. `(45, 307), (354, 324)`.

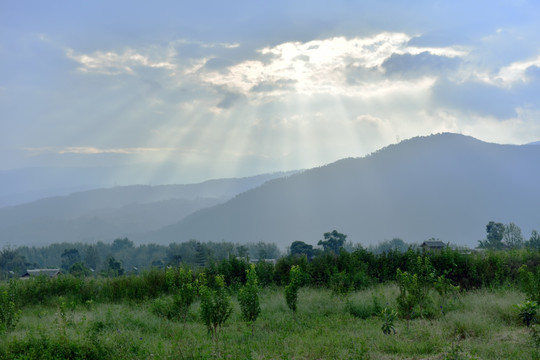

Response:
(495, 54), (540, 85)
(199, 33), (465, 98)
(66, 47), (176, 75)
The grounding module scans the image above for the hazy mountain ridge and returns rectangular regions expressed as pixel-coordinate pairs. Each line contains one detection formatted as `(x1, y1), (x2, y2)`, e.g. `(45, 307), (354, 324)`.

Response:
(138, 133), (540, 248)
(0, 171), (299, 246)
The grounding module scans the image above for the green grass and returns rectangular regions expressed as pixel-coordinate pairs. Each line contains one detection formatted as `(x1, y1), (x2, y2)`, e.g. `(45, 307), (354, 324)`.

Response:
(0, 285), (536, 359)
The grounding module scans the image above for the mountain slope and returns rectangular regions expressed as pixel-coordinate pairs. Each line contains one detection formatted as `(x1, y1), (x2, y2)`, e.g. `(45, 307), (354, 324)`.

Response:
(142, 133), (540, 248)
(0, 171), (298, 246)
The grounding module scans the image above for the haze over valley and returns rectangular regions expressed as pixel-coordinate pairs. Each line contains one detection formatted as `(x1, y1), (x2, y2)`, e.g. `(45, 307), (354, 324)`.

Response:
(1, 133), (539, 249)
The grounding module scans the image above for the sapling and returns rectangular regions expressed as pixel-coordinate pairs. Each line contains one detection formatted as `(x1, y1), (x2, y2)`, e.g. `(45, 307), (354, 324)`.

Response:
(199, 274), (233, 341)
(396, 268), (419, 327)
(285, 265), (302, 314)
(166, 267), (196, 324)
(238, 264), (261, 333)
(379, 307), (397, 335)
(434, 273), (459, 311)
(0, 280), (20, 333)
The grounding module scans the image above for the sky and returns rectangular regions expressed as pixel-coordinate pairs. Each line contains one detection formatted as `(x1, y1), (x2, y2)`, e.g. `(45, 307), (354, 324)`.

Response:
(2, 0), (540, 185)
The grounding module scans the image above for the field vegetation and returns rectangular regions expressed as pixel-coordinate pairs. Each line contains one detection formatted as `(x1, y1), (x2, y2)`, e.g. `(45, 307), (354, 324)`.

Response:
(2, 242), (540, 359)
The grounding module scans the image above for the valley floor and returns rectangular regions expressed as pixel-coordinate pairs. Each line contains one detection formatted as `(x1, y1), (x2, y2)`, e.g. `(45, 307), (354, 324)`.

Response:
(0, 284), (535, 359)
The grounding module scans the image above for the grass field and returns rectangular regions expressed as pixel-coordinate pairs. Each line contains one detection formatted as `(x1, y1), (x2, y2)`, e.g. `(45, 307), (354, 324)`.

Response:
(0, 283), (535, 359)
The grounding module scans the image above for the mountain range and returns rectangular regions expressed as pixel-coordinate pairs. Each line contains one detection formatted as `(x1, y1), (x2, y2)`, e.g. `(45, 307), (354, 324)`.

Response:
(1, 133), (539, 249)
(132, 133), (540, 248)
(0, 171), (298, 247)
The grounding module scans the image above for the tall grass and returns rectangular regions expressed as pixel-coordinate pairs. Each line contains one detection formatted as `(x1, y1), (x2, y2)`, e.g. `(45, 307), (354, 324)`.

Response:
(0, 282), (535, 359)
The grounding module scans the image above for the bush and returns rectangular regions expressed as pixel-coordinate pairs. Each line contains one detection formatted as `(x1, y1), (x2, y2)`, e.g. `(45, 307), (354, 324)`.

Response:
(516, 300), (538, 327)
(150, 295), (177, 320)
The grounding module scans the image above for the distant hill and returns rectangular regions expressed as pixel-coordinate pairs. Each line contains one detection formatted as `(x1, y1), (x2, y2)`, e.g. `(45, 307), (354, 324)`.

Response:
(0, 171), (299, 246)
(138, 133), (540, 248)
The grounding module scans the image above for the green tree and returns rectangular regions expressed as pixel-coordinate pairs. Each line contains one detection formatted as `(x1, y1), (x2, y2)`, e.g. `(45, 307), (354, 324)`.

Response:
(285, 265), (303, 314)
(84, 246), (100, 270)
(195, 242), (208, 267)
(60, 248), (81, 271)
(102, 256), (124, 277)
(527, 230), (540, 250)
(199, 274), (233, 341)
(238, 264), (261, 333)
(371, 238), (409, 254)
(236, 245), (248, 259)
(478, 221), (505, 249)
(0, 247), (26, 279)
(111, 238), (134, 252)
(318, 230), (347, 254)
(0, 280), (21, 333)
(69, 261), (91, 277)
(396, 268), (420, 327)
(166, 267), (196, 325)
(503, 222), (524, 249)
(290, 241), (316, 260)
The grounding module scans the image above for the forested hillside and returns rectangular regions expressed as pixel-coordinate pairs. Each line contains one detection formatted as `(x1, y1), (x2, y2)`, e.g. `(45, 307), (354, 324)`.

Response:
(139, 133), (540, 248)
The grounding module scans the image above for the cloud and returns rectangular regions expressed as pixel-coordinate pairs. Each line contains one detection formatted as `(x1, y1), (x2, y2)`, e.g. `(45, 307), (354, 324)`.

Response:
(23, 146), (179, 156)
(66, 47), (176, 75)
(250, 79), (297, 93)
(216, 92), (243, 109)
(382, 51), (460, 78)
(198, 32), (469, 101)
(494, 55), (540, 86)
(431, 78), (517, 119)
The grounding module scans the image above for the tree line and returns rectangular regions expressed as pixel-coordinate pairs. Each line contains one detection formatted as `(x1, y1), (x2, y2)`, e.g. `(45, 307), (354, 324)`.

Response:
(0, 239), (280, 280)
(1, 220), (539, 282)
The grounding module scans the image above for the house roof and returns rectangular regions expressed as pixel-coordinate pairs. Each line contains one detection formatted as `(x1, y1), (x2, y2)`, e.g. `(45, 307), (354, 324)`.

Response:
(21, 269), (62, 278)
(421, 240), (446, 248)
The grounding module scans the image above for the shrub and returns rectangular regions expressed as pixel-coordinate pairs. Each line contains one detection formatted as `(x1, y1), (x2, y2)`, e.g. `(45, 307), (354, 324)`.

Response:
(150, 295), (177, 320)
(516, 300), (538, 327)
(519, 264), (540, 303)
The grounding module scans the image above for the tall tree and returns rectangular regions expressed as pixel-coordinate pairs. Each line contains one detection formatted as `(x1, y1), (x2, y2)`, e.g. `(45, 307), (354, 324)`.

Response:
(526, 230), (540, 250)
(61, 248), (81, 270)
(503, 222), (524, 249)
(0, 248), (26, 278)
(290, 241), (316, 260)
(103, 255), (124, 277)
(318, 230), (347, 254)
(84, 246), (100, 270)
(478, 221), (505, 249)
